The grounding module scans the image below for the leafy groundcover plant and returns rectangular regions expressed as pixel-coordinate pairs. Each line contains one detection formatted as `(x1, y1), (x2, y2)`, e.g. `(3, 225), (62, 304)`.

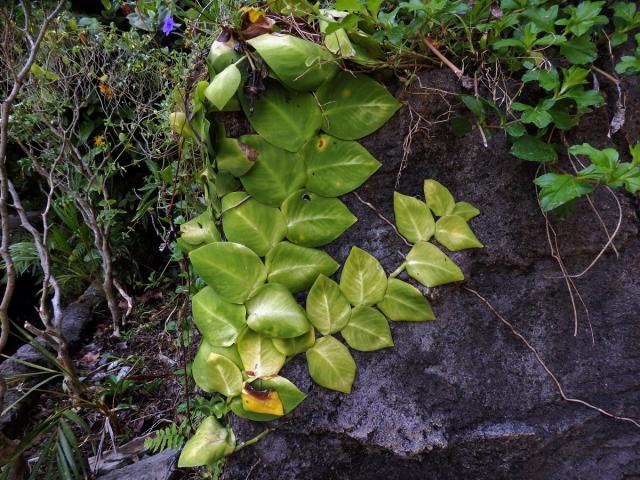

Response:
(170, 16), (485, 467)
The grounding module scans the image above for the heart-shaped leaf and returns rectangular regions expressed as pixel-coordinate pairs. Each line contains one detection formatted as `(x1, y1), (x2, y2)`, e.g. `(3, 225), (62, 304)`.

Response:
(178, 212), (221, 252)
(339, 246), (387, 306)
(221, 192), (287, 256)
(377, 278), (435, 321)
(303, 135), (380, 197)
(272, 327), (316, 356)
(306, 274), (352, 335)
(194, 340), (243, 370)
(451, 201), (480, 220)
(216, 138), (256, 177)
(315, 72), (401, 140)
(205, 64), (241, 110)
(435, 215), (484, 251)
(306, 335), (356, 393)
(189, 242), (266, 304)
(405, 241), (464, 287)
(341, 306), (394, 351)
(424, 179), (455, 217)
(240, 80), (322, 152)
(178, 417), (235, 468)
(266, 241), (339, 293)
(393, 192), (435, 243)
(239, 135), (306, 206)
(247, 34), (338, 91)
(237, 329), (286, 378)
(192, 351), (243, 396)
(229, 376), (306, 421)
(281, 190), (357, 247)
(192, 287), (246, 346)
(246, 283), (311, 338)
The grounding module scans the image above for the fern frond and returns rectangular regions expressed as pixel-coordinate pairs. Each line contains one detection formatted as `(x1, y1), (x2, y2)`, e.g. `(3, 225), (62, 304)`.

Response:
(144, 419), (190, 453)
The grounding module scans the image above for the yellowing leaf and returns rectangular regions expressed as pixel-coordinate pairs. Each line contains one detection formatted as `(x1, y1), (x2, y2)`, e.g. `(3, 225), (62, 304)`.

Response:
(341, 306), (393, 351)
(405, 241), (464, 287)
(178, 417), (235, 468)
(230, 376), (306, 421)
(241, 382), (284, 416)
(306, 335), (356, 393)
(246, 283), (311, 338)
(192, 352), (243, 396)
(434, 215), (483, 251)
(339, 246), (387, 306)
(169, 112), (193, 138)
(451, 201), (480, 221)
(424, 179), (455, 217)
(393, 192), (435, 243)
(306, 274), (352, 335)
(377, 278), (435, 321)
(237, 329), (285, 378)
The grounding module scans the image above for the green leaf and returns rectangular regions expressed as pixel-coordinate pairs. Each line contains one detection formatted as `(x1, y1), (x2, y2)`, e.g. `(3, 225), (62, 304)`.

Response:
(560, 35), (597, 64)
(208, 39), (238, 74)
(522, 68), (560, 91)
(306, 335), (356, 393)
(434, 216), (484, 251)
(247, 34), (338, 91)
(569, 143), (619, 168)
(204, 64), (241, 110)
(341, 306), (393, 351)
(461, 95), (485, 118)
(169, 112), (194, 138)
(533, 173), (593, 211)
(393, 192), (435, 243)
(237, 329), (286, 377)
(216, 138), (256, 177)
(339, 246), (387, 306)
(189, 242), (266, 304)
(178, 212), (221, 252)
(246, 283), (311, 338)
(555, 1), (608, 37)
(178, 417), (235, 468)
(315, 72), (401, 140)
(230, 376), (306, 421)
(238, 135), (306, 207)
(377, 278), (435, 322)
(192, 287), (246, 347)
(221, 192), (287, 257)
(272, 327), (316, 356)
(405, 241), (464, 287)
(194, 340), (243, 370)
(266, 241), (339, 293)
(306, 274), (352, 335)
(240, 81), (322, 152)
(281, 190), (357, 247)
(451, 201), (480, 221)
(510, 135), (557, 163)
(192, 351), (243, 396)
(423, 179), (455, 217)
(304, 135), (381, 197)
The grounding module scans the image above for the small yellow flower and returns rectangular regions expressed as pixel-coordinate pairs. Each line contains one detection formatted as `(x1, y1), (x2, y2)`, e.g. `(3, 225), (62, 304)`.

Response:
(98, 81), (114, 99)
(93, 135), (106, 147)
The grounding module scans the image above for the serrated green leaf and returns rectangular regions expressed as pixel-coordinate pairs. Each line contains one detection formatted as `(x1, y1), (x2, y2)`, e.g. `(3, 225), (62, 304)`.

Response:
(221, 192), (287, 257)
(216, 138), (256, 176)
(560, 35), (597, 65)
(377, 278), (435, 321)
(192, 351), (243, 396)
(238, 135), (306, 206)
(341, 306), (393, 351)
(266, 241), (339, 293)
(272, 327), (316, 356)
(192, 287), (246, 347)
(306, 335), (356, 393)
(229, 376), (306, 421)
(306, 274), (352, 335)
(316, 72), (401, 140)
(339, 246), (387, 306)
(304, 135), (380, 197)
(533, 173), (594, 211)
(240, 81), (322, 152)
(237, 329), (286, 377)
(510, 135), (557, 163)
(246, 283), (311, 338)
(178, 417), (235, 468)
(189, 242), (266, 304)
(423, 179), (455, 217)
(281, 190), (356, 247)
(435, 215), (484, 251)
(205, 64), (241, 110)
(451, 201), (480, 220)
(393, 192), (435, 243)
(405, 241), (464, 287)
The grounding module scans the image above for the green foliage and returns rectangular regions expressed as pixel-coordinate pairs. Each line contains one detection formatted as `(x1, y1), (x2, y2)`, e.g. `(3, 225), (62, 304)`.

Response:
(144, 419), (191, 453)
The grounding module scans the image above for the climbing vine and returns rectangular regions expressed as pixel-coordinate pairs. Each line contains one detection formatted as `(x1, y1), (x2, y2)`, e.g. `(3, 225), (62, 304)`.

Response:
(169, 11), (484, 469)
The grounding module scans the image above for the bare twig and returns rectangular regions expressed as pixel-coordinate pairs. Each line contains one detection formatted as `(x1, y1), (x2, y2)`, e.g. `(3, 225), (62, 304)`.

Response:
(351, 191), (411, 247)
(420, 35), (463, 79)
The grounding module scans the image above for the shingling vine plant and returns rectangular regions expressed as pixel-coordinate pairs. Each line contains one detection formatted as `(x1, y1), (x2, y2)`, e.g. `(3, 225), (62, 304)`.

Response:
(169, 17), (483, 469)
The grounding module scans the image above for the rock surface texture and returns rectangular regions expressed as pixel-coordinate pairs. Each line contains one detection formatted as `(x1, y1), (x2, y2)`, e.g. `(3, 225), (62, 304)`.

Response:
(221, 69), (640, 480)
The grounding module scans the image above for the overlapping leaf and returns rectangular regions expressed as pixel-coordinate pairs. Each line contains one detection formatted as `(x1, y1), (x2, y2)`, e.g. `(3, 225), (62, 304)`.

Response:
(192, 287), (246, 346)
(306, 336), (356, 393)
(192, 350), (243, 396)
(377, 278), (435, 321)
(178, 417), (235, 468)
(237, 329), (285, 378)
(393, 192), (435, 243)
(434, 215), (483, 251)
(339, 246), (387, 306)
(245, 283), (311, 338)
(306, 274), (352, 335)
(341, 306), (393, 351)
(405, 241), (464, 287)
(424, 179), (455, 217)
(230, 376), (306, 421)
(272, 327), (316, 356)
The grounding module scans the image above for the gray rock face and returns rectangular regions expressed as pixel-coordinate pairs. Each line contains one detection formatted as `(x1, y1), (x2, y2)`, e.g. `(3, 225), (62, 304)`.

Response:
(221, 70), (640, 480)
(97, 449), (179, 480)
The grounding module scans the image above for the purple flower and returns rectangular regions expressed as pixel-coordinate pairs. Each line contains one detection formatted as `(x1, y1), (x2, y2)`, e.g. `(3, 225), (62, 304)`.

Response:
(162, 15), (175, 36)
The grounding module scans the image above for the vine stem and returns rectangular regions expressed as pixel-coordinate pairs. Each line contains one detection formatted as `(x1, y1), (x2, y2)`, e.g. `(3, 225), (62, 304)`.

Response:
(233, 428), (273, 453)
(420, 35), (463, 79)
(389, 261), (407, 279)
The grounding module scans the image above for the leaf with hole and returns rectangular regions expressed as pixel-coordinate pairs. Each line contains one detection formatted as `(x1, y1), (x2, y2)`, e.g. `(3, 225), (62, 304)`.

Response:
(192, 351), (243, 396)
(424, 179), (455, 217)
(240, 81), (322, 152)
(306, 335), (356, 393)
(246, 283), (311, 338)
(266, 241), (339, 293)
(339, 246), (387, 306)
(281, 190), (356, 247)
(204, 64), (241, 110)
(393, 192), (435, 243)
(237, 329), (286, 378)
(239, 135), (306, 206)
(192, 287), (246, 346)
(221, 192), (287, 256)
(178, 417), (235, 468)
(405, 241), (464, 287)
(272, 327), (316, 356)
(189, 242), (266, 304)
(304, 135), (380, 196)
(435, 215), (483, 251)
(306, 274), (352, 335)
(315, 72), (401, 140)
(341, 306), (393, 351)
(451, 201), (480, 221)
(230, 376), (306, 421)
(377, 278), (435, 321)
